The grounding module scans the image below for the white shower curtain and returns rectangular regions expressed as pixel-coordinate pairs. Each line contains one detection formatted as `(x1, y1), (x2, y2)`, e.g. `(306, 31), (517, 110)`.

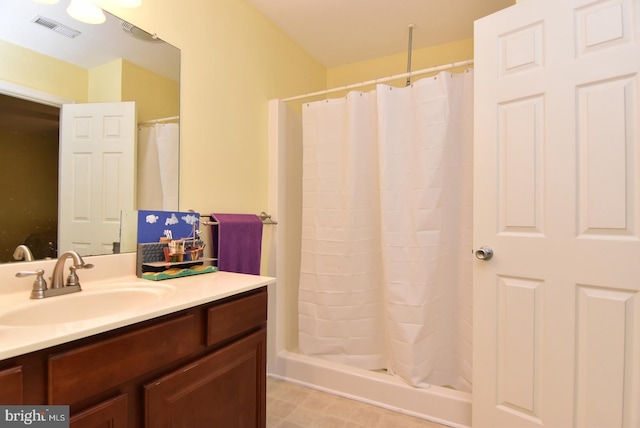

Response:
(298, 70), (474, 391)
(137, 123), (180, 211)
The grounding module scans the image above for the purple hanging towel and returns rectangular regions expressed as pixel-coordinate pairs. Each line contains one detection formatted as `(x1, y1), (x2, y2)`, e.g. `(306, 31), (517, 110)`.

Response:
(211, 213), (263, 275)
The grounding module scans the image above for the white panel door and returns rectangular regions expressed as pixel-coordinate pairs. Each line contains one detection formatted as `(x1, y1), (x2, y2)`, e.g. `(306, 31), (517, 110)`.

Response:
(473, 1), (640, 427)
(58, 102), (136, 256)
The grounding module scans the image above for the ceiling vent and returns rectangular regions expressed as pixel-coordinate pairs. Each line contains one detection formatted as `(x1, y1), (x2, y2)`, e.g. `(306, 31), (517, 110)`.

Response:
(32, 15), (81, 39)
(121, 21), (161, 43)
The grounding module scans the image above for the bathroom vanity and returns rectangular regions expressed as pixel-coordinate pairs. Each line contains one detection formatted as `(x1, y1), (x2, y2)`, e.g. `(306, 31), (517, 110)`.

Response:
(0, 255), (274, 427)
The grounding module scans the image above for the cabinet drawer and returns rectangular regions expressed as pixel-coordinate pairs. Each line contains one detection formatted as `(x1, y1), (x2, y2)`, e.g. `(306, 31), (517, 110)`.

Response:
(0, 366), (23, 404)
(49, 313), (199, 405)
(207, 288), (267, 347)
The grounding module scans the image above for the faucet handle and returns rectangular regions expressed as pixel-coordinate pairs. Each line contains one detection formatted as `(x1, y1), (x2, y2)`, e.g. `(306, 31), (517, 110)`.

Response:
(67, 265), (80, 287)
(66, 262), (93, 287)
(16, 269), (48, 299)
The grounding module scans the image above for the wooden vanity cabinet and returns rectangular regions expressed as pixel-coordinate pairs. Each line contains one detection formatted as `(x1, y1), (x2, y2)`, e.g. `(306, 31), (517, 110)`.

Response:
(0, 366), (23, 404)
(0, 286), (268, 428)
(145, 329), (266, 427)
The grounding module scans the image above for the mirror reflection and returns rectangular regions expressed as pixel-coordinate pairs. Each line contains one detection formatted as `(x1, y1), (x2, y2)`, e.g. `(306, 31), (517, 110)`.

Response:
(0, 0), (180, 263)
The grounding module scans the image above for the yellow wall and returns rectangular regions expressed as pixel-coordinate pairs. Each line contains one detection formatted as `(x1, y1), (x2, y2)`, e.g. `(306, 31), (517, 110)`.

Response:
(105, 0), (326, 216)
(0, 41), (178, 123)
(88, 58), (180, 122)
(121, 60), (180, 123)
(0, 40), (88, 102)
(88, 59), (123, 103)
(327, 38), (474, 92)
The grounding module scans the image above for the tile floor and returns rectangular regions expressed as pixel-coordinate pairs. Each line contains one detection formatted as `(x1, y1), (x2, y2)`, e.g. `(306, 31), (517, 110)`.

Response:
(267, 377), (450, 428)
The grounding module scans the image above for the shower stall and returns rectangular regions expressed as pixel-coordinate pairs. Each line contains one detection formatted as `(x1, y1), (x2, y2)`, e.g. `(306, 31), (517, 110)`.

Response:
(137, 118), (180, 211)
(266, 64), (474, 428)
(265, 2), (640, 427)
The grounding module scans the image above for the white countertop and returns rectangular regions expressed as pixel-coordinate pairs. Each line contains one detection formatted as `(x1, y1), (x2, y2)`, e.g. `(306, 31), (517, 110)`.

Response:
(0, 253), (275, 360)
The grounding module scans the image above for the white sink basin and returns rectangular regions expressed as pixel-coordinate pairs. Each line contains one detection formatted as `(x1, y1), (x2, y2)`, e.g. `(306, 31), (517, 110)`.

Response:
(0, 284), (174, 327)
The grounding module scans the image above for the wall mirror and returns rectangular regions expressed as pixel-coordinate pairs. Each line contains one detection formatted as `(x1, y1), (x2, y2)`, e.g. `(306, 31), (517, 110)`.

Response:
(0, 0), (181, 263)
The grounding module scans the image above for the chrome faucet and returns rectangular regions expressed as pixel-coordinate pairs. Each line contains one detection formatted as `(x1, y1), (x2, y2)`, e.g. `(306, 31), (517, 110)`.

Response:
(16, 251), (94, 299)
(12, 245), (34, 262)
(51, 251), (94, 289)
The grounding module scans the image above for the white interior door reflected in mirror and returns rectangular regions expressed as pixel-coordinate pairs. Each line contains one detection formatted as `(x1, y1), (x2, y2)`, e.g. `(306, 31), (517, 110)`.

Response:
(58, 101), (136, 256)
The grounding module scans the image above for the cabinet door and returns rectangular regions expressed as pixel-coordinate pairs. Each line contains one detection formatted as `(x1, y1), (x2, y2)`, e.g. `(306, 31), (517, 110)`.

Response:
(0, 366), (23, 404)
(49, 312), (198, 405)
(145, 328), (266, 428)
(70, 394), (128, 428)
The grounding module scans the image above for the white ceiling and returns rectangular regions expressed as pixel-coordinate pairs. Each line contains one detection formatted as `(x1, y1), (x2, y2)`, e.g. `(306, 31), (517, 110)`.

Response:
(248, 0), (516, 67)
(0, 0), (515, 83)
(0, 0), (180, 82)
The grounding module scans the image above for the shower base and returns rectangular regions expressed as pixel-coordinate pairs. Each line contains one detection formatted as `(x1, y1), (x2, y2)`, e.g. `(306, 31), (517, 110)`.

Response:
(269, 350), (472, 428)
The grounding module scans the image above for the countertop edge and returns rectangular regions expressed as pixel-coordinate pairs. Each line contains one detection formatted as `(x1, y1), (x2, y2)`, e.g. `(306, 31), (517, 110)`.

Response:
(0, 272), (276, 361)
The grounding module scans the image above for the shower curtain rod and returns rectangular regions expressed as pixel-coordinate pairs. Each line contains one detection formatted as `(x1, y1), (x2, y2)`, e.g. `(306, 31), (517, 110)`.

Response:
(282, 59), (473, 103)
(139, 115), (180, 125)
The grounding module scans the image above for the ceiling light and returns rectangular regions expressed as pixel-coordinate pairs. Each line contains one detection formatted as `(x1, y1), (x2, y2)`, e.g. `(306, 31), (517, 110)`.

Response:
(89, 0), (142, 8)
(66, 0), (106, 24)
(32, 0), (141, 26)
(111, 0), (142, 7)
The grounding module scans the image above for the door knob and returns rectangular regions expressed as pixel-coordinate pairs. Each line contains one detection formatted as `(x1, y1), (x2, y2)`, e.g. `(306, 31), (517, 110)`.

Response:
(475, 246), (493, 261)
